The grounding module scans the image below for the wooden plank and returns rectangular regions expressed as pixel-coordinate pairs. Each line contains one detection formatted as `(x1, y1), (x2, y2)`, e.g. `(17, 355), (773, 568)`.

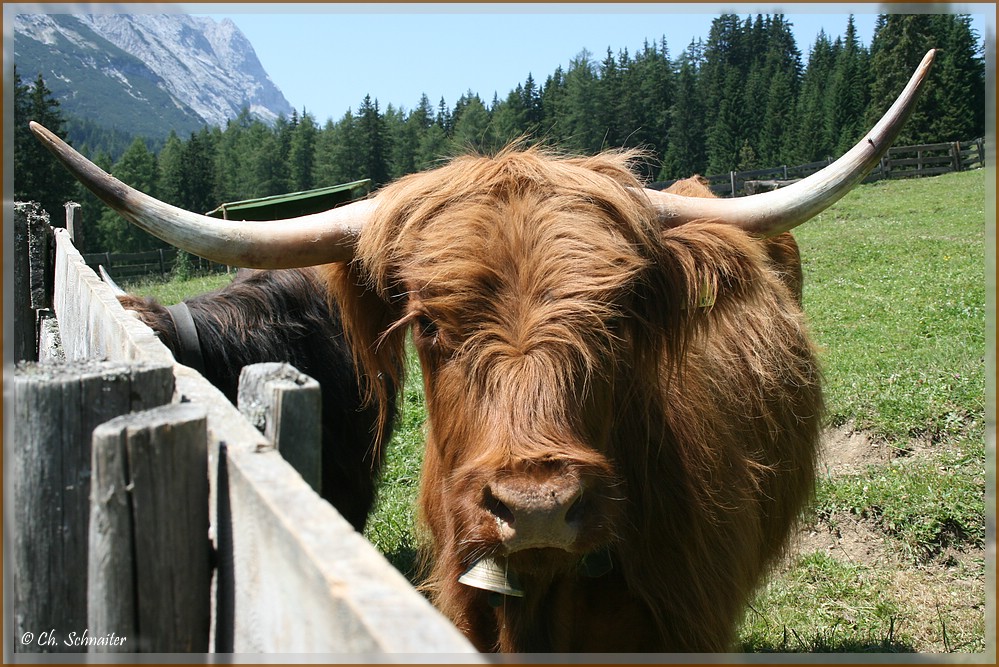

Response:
(10, 360), (174, 653)
(52, 228), (175, 365)
(65, 202), (84, 252)
(37, 310), (64, 362)
(13, 201), (54, 361)
(888, 141), (953, 153)
(27, 206), (55, 311)
(237, 363), (322, 494)
(89, 403), (211, 653)
(889, 156), (955, 167)
(224, 440), (480, 653)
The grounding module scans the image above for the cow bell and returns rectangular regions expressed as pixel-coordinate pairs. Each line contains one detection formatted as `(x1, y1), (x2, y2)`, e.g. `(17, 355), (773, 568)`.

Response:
(458, 557), (524, 598)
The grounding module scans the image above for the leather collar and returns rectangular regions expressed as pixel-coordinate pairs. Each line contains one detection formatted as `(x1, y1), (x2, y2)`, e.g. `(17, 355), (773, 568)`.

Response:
(165, 302), (207, 375)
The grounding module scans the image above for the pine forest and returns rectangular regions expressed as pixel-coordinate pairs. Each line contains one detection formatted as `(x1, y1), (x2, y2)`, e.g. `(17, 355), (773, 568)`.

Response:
(13, 13), (987, 254)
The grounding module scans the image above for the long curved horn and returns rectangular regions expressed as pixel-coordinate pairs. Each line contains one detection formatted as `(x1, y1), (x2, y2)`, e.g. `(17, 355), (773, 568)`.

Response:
(28, 120), (373, 268)
(645, 49), (936, 236)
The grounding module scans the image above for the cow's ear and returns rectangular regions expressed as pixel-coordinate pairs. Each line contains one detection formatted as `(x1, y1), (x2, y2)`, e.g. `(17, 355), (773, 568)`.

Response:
(639, 222), (791, 365)
(322, 262), (407, 428)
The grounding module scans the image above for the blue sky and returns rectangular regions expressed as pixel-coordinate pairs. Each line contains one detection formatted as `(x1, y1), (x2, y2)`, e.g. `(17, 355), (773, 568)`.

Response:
(196, 3), (992, 125)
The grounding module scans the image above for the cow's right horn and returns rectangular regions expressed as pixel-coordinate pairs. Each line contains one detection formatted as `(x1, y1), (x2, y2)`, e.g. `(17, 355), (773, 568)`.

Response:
(645, 49), (936, 236)
(29, 120), (370, 269)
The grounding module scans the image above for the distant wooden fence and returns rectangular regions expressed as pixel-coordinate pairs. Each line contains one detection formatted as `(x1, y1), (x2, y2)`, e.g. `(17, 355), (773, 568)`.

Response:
(653, 137), (986, 196)
(81, 247), (228, 278)
(10, 201), (481, 656)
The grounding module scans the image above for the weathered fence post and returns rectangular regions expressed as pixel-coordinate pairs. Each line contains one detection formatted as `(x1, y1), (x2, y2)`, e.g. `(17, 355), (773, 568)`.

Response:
(9, 360), (174, 653)
(89, 403), (211, 653)
(65, 202), (83, 251)
(13, 202), (54, 361)
(237, 362), (322, 494)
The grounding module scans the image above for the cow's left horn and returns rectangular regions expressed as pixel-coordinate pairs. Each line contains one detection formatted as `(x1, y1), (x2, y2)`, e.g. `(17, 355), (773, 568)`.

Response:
(28, 120), (370, 268)
(646, 49), (936, 236)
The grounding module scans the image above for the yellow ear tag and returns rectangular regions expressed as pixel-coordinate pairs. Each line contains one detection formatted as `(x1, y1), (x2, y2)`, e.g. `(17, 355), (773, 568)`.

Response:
(698, 277), (717, 309)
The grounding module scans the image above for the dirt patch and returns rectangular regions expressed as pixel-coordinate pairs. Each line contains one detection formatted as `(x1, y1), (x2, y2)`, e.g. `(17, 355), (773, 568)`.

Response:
(793, 512), (892, 569)
(778, 425), (988, 653)
(817, 422), (890, 476)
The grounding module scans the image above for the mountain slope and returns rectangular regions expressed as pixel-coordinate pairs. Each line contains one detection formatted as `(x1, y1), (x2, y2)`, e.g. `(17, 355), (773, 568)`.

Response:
(12, 13), (294, 141)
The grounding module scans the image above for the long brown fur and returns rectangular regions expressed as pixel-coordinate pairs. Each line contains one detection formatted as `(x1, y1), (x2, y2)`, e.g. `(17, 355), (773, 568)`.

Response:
(324, 147), (823, 652)
(119, 267), (396, 532)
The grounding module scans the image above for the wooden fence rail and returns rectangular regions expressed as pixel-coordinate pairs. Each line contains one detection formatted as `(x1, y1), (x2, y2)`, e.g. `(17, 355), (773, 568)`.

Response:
(81, 247), (227, 279)
(9, 203), (481, 656)
(653, 137), (985, 197)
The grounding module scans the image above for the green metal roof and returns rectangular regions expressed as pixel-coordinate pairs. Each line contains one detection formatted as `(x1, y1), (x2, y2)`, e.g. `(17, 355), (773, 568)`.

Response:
(206, 179), (372, 220)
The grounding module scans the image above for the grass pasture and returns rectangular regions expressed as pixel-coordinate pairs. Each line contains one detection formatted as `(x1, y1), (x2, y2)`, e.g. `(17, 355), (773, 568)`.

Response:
(129, 169), (990, 654)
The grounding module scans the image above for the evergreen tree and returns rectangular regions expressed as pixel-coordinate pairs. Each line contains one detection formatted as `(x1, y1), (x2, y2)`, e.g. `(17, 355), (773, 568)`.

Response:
(539, 67), (567, 143)
(385, 103), (417, 180)
(157, 130), (186, 205)
(398, 95), (437, 176)
(71, 149), (114, 250)
(490, 84), (529, 149)
(213, 109), (252, 203)
(828, 15), (871, 153)
(619, 39), (674, 178)
(436, 97), (453, 134)
(522, 73), (544, 133)
(562, 50), (602, 153)
(867, 14), (936, 144)
(756, 15), (803, 165)
(450, 93), (491, 153)
(416, 122), (450, 171)
(357, 95), (390, 186)
(596, 47), (625, 148)
(701, 14), (751, 173)
(97, 137), (162, 252)
(662, 43), (706, 179)
(13, 69), (77, 223)
(924, 14), (985, 141)
(791, 30), (838, 163)
(289, 110), (318, 191)
(181, 127), (219, 214)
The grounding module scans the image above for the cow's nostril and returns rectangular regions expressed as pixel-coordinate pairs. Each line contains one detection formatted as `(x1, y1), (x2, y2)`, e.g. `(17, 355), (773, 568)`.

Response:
(565, 495), (585, 525)
(484, 487), (516, 526)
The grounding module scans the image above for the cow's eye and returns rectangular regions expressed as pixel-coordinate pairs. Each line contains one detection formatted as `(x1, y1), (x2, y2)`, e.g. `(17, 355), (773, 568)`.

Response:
(416, 314), (439, 341)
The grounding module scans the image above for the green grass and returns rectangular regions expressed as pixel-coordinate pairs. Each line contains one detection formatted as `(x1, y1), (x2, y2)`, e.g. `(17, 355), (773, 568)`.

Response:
(795, 170), (987, 441)
(119, 270), (234, 304)
(363, 344), (427, 581)
(813, 432), (986, 562)
(739, 170), (988, 653)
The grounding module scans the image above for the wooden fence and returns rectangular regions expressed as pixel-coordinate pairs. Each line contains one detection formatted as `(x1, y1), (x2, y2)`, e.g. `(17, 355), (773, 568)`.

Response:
(652, 137), (986, 196)
(8, 201), (481, 657)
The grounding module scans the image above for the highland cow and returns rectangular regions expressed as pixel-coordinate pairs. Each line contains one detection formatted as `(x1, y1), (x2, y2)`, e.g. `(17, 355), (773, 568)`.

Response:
(29, 49), (935, 652)
(114, 266), (396, 533)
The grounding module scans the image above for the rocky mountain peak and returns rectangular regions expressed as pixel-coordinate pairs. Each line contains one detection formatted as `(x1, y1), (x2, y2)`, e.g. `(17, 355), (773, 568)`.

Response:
(13, 12), (294, 137)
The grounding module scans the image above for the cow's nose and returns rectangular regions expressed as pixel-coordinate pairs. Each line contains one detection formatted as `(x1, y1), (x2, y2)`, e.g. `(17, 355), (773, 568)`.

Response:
(484, 474), (585, 552)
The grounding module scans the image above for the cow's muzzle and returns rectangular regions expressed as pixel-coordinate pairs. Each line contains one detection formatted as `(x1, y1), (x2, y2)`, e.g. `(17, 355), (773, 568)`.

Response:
(484, 473), (586, 553)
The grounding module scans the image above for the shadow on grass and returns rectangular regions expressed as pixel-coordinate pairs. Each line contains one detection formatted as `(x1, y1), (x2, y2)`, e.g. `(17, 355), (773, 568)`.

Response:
(742, 629), (917, 653)
(383, 542), (423, 587)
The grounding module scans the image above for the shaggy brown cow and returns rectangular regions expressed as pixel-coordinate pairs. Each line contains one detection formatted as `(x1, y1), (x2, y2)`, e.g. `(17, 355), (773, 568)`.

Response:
(323, 148), (822, 652)
(29, 50), (935, 652)
(111, 266), (397, 532)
